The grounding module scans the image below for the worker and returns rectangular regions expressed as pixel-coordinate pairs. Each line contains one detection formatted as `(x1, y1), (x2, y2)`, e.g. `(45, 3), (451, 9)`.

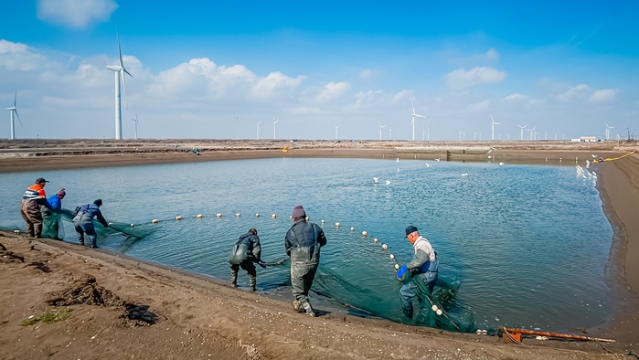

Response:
(397, 226), (439, 320)
(20, 178), (53, 238)
(72, 199), (108, 248)
(229, 228), (266, 291)
(284, 205), (327, 317)
(41, 188), (66, 240)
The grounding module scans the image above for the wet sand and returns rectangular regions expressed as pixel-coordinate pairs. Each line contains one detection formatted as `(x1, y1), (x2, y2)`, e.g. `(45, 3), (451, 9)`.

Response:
(1, 140), (638, 358)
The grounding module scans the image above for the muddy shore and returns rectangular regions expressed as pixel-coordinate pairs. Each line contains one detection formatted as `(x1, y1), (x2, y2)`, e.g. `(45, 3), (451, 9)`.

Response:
(1, 140), (638, 358)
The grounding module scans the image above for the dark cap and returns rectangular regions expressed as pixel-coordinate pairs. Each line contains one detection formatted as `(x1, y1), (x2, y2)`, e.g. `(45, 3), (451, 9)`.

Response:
(291, 205), (306, 219)
(405, 226), (419, 237)
(93, 199), (103, 207)
(35, 178), (49, 183)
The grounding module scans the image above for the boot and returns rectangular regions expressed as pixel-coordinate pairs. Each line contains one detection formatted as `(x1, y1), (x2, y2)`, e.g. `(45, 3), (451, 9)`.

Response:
(78, 234), (85, 246)
(303, 302), (316, 317)
(292, 299), (301, 312)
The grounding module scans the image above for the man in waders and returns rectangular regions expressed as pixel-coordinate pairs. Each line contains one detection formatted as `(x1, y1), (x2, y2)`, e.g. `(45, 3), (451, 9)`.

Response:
(284, 205), (327, 317)
(42, 189), (66, 240)
(72, 199), (109, 248)
(397, 226), (439, 320)
(229, 228), (265, 291)
(20, 178), (53, 238)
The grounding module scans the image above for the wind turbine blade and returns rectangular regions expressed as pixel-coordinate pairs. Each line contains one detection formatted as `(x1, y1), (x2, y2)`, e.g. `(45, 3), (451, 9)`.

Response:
(13, 91), (17, 107)
(491, 114), (494, 123)
(15, 110), (23, 128)
(121, 71), (129, 110)
(411, 101), (415, 114)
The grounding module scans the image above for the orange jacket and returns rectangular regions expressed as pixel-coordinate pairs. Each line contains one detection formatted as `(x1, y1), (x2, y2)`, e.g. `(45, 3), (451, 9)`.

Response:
(23, 184), (46, 201)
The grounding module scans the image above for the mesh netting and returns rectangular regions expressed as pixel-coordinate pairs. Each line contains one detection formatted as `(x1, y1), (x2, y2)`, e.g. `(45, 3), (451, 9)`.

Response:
(314, 266), (475, 332)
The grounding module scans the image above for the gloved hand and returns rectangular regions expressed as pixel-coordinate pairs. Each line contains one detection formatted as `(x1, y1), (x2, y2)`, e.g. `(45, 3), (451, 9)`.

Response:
(397, 265), (408, 280)
(258, 261), (266, 269)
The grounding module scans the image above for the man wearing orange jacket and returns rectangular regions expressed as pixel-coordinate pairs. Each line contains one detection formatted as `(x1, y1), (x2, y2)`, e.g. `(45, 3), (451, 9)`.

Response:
(20, 178), (53, 238)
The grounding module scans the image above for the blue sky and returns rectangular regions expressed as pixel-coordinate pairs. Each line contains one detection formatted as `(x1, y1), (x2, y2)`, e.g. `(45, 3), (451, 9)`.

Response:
(1, 0), (638, 140)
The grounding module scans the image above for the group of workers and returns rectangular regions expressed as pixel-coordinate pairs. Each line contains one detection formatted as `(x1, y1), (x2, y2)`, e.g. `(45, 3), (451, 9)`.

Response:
(20, 178), (439, 320)
(229, 204), (439, 320)
(20, 177), (109, 248)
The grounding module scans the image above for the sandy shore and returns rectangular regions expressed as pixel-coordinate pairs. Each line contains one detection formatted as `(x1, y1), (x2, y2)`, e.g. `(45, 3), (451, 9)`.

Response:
(0, 233), (628, 359)
(1, 140), (638, 358)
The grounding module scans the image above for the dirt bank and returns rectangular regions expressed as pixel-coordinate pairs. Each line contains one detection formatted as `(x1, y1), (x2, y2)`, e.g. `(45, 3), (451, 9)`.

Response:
(0, 233), (628, 359)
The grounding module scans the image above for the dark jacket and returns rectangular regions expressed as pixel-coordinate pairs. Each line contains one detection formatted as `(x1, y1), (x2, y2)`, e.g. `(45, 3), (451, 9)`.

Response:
(229, 232), (262, 264)
(285, 220), (327, 263)
(73, 203), (108, 227)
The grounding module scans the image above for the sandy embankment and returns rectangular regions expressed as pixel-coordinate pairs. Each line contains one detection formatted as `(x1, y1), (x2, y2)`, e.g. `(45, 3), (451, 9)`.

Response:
(0, 233), (626, 359)
(1, 141), (638, 358)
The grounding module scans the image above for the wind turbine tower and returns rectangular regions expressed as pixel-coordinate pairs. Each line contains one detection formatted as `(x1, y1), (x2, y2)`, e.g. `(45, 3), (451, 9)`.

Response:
(605, 123), (615, 140)
(425, 125), (430, 142)
(491, 114), (501, 140)
(131, 112), (139, 140)
(6, 91), (23, 140)
(335, 125), (339, 140)
(105, 31), (133, 140)
(410, 101), (425, 141)
(273, 118), (279, 139)
(256, 122), (260, 140)
(517, 124), (528, 140)
(378, 122), (386, 140)
(527, 127), (536, 140)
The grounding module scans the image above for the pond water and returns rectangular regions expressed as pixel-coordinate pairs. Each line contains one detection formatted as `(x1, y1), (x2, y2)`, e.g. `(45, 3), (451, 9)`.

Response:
(0, 157), (613, 333)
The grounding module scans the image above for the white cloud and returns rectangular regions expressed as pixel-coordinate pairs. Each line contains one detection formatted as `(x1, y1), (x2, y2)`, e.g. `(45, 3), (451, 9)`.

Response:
(253, 72), (305, 97)
(466, 99), (490, 112)
(316, 82), (351, 102)
(0, 40), (52, 72)
(556, 84), (590, 101)
(485, 48), (500, 61)
(445, 67), (507, 90)
(503, 93), (528, 101)
(38, 0), (118, 29)
(354, 90), (384, 106)
(393, 90), (414, 103)
(503, 93), (544, 108)
(590, 89), (619, 102)
(285, 106), (321, 115)
(359, 68), (384, 81)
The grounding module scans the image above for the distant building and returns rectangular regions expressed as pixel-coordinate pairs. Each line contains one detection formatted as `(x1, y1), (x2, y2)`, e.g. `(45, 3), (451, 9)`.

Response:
(580, 136), (597, 142)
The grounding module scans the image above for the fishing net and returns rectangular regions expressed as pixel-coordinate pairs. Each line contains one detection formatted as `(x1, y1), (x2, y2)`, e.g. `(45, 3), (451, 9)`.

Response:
(313, 266), (475, 332)
(57, 208), (152, 239)
(42, 211), (64, 240)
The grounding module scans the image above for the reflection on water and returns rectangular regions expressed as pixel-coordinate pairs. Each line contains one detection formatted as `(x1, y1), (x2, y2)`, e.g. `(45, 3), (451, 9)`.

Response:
(0, 158), (613, 333)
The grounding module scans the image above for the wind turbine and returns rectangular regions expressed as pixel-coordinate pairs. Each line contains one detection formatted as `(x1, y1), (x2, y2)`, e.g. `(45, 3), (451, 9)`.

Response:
(459, 130), (463, 141)
(378, 122), (386, 140)
(131, 112), (139, 140)
(490, 114), (500, 140)
(273, 118), (278, 139)
(335, 125), (339, 140)
(410, 101), (425, 141)
(389, 128), (392, 140)
(527, 127), (536, 140)
(605, 122), (615, 140)
(544, 131), (548, 140)
(256, 122), (260, 140)
(105, 30), (133, 140)
(517, 124), (528, 140)
(6, 91), (23, 140)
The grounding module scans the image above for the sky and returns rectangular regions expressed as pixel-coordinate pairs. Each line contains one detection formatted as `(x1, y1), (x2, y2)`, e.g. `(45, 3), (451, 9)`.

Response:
(1, 0), (638, 140)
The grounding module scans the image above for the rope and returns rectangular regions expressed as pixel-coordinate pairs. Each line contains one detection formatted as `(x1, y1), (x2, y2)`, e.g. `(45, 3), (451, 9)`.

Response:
(593, 150), (636, 163)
